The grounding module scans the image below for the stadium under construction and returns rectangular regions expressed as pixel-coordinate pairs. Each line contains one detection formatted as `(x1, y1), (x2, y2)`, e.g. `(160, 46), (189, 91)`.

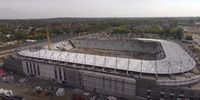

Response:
(15, 33), (200, 99)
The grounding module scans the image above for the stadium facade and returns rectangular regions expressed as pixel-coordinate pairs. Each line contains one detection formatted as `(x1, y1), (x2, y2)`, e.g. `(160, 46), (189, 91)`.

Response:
(16, 35), (200, 99)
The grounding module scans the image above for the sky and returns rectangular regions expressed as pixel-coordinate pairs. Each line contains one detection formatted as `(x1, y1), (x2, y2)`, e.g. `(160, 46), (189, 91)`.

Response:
(0, 0), (200, 19)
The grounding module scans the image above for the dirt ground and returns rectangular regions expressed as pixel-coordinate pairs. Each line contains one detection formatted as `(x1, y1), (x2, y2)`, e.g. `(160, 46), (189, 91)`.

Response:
(0, 82), (73, 100)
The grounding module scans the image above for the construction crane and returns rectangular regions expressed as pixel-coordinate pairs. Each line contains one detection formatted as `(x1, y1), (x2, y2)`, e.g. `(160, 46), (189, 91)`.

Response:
(46, 26), (51, 50)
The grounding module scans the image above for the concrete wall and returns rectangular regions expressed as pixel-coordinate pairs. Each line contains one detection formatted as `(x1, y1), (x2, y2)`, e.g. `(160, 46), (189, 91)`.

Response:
(22, 60), (136, 99)
(136, 78), (200, 100)
(81, 70), (136, 99)
(157, 75), (200, 86)
(22, 60), (55, 79)
(64, 67), (81, 88)
(71, 39), (160, 54)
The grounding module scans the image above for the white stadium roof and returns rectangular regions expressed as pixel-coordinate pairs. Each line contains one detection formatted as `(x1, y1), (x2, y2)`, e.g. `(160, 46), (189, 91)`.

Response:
(18, 38), (196, 74)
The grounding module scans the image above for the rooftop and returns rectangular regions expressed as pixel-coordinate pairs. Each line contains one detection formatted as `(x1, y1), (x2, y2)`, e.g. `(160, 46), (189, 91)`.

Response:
(18, 38), (196, 75)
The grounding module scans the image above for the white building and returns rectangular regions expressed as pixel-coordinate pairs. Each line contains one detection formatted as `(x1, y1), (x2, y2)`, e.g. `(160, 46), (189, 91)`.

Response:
(17, 38), (199, 99)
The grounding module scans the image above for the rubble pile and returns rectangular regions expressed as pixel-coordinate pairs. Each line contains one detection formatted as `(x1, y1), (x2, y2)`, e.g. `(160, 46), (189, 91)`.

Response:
(0, 88), (13, 96)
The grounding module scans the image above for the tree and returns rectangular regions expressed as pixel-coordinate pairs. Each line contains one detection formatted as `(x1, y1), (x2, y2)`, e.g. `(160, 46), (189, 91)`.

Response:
(150, 25), (163, 34)
(34, 33), (46, 40)
(112, 27), (129, 34)
(0, 33), (7, 42)
(176, 27), (183, 40)
(14, 31), (27, 40)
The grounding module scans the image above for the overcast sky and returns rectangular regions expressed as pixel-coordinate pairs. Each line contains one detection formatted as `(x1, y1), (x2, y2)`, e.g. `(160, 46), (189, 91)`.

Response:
(1, 0), (200, 19)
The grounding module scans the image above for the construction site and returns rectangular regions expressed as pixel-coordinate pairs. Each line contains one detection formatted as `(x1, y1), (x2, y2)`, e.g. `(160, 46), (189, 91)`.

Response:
(2, 32), (200, 100)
